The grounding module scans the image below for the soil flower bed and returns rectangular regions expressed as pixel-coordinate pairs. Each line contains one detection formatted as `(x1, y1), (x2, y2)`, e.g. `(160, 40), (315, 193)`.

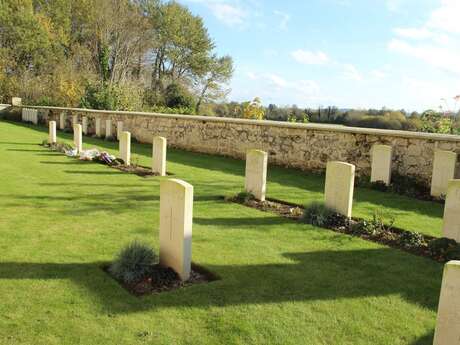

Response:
(226, 193), (458, 263)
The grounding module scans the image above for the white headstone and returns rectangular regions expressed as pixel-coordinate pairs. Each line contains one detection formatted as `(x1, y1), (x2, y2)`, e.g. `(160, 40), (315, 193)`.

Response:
(117, 121), (123, 140)
(325, 161), (355, 218)
(433, 260), (460, 345)
(72, 115), (78, 126)
(105, 119), (113, 139)
(245, 149), (268, 201)
(21, 108), (26, 122)
(48, 121), (56, 144)
(159, 179), (193, 281)
(95, 118), (102, 137)
(73, 124), (82, 153)
(119, 131), (131, 166)
(31, 109), (38, 125)
(442, 180), (460, 242)
(59, 113), (66, 130)
(152, 136), (167, 176)
(371, 145), (392, 186)
(82, 117), (88, 135)
(431, 150), (457, 198)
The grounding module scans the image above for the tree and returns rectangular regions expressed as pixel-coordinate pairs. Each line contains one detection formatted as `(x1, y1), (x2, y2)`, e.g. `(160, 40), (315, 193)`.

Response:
(194, 55), (233, 113)
(242, 98), (265, 120)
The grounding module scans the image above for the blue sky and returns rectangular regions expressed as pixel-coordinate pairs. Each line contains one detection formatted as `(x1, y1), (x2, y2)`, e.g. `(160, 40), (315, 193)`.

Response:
(180, 0), (460, 111)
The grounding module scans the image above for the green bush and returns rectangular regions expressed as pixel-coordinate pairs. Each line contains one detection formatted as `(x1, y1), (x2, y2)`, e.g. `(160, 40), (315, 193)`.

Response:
(428, 238), (459, 258)
(234, 191), (255, 203)
(399, 231), (425, 249)
(302, 202), (345, 227)
(353, 211), (394, 236)
(109, 241), (157, 284)
(164, 83), (195, 109)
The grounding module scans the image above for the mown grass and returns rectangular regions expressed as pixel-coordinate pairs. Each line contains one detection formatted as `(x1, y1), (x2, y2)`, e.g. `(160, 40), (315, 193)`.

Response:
(0, 120), (443, 345)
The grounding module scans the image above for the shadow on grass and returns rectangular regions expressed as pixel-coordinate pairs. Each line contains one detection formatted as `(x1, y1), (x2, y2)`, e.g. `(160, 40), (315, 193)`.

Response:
(4, 121), (443, 220)
(0, 248), (442, 317)
(410, 331), (434, 345)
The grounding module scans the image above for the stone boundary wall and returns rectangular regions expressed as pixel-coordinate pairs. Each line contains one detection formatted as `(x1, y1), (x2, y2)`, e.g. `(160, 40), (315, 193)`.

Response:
(19, 105), (460, 185)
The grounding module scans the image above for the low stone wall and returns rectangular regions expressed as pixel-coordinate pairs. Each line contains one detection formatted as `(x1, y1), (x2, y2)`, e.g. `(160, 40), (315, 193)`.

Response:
(20, 105), (460, 185)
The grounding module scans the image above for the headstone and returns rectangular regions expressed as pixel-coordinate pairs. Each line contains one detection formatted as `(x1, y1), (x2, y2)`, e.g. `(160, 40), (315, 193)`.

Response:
(31, 109), (38, 125)
(72, 114), (78, 126)
(11, 97), (21, 106)
(59, 113), (66, 130)
(159, 179), (193, 281)
(73, 124), (82, 153)
(95, 118), (102, 137)
(371, 145), (392, 186)
(152, 136), (167, 176)
(21, 108), (26, 122)
(245, 149), (268, 201)
(82, 117), (88, 135)
(325, 161), (355, 218)
(431, 150), (457, 198)
(48, 121), (56, 144)
(117, 121), (123, 140)
(119, 131), (131, 166)
(442, 180), (460, 242)
(433, 260), (460, 345)
(105, 119), (113, 139)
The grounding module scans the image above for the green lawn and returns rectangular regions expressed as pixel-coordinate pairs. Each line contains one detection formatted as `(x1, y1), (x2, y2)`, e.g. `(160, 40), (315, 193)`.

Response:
(0, 120), (443, 345)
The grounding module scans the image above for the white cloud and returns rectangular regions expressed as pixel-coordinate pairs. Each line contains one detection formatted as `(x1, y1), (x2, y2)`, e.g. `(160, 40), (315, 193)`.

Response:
(245, 72), (323, 104)
(427, 0), (460, 34)
(273, 10), (290, 31)
(291, 50), (330, 65)
(388, 39), (460, 75)
(342, 64), (363, 81)
(207, 2), (247, 26)
(389, 0), (460, 77)
(371, 69), (386, 79)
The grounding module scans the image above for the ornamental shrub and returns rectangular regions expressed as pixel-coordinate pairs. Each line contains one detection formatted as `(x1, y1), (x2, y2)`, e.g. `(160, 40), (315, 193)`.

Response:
(109, 241), (157, 284)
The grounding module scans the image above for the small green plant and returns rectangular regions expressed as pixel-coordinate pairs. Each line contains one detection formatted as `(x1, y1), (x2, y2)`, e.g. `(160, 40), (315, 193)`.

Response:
(354, 211), (394, 236)
(428, 238), (459, 259)
(109, 241), (157, 284)
(399, 231), (425, 249)
(302, 202), (345, 227)
(234, 191), (256, 203)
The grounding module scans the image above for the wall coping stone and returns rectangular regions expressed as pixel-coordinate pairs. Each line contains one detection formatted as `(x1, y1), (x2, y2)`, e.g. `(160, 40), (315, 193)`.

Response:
(19, 104), (460, 143)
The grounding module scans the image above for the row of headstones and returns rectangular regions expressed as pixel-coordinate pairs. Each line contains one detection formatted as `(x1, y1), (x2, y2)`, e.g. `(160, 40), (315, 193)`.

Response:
(49, 120), (459, 344)
(59, 113), (123, 140)
(21, 108), (38, 125)
(48, 121), (167, 176)
(245, 148), (460, 242)
(245, 149), (460, 345)
(371, 145), (457, 198)
(50, 120), (190, 280)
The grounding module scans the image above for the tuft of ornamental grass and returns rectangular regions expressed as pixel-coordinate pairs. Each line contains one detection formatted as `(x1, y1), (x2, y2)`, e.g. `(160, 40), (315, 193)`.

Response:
(109, 241), (157, 284)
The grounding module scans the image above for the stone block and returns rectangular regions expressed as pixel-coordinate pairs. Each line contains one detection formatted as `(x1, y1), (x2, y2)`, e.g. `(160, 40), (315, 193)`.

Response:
(159, 179), (193, 281)
(371, 145), (392, 186)
(105, 119), (113, 138)
(73, 124), (82, 153)
(119, 131), (131, 166)
(152, 136), (167, 176)
(48, 121), (56, 144)
(95, 118), (102, 137)
(442, 180), (460, 242)
(11, 97), (21, 106)
(325, 161), (355, 217)
(433, 260), (460, 345)
(59, 113), (66, 130)
(245, 149), (268, 201)
(72, 115), (78, 126)
(431, 150), (457, 197)
(117, 121), (123, 140)
(82, 117), (88, 135)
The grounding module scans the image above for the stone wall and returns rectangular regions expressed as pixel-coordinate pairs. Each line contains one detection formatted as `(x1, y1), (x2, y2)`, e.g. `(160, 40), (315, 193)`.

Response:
(27, 105), (460, 185)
